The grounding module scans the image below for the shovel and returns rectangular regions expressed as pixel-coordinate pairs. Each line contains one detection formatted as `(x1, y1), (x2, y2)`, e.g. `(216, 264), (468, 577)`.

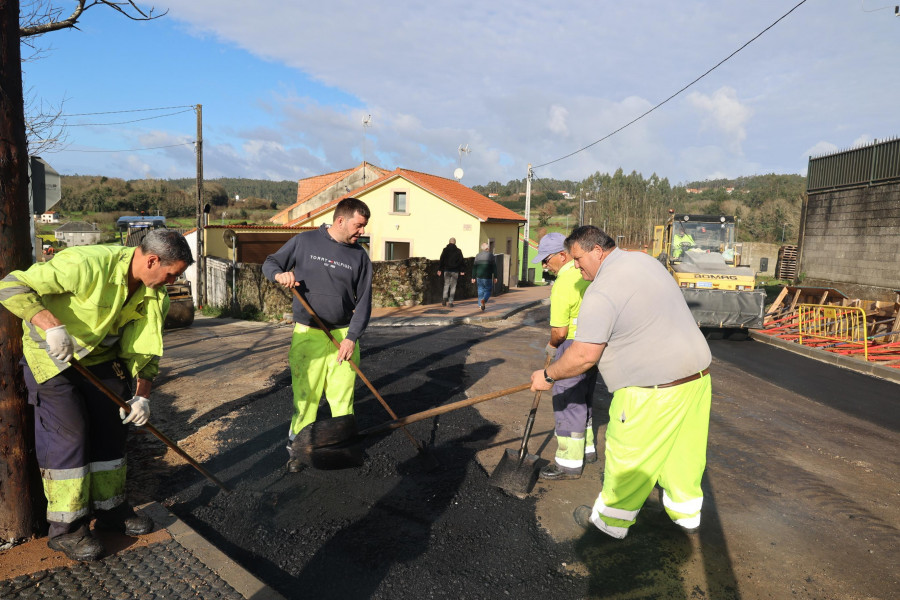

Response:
(298, 383), (532, 469)
(489, 356), (552, 495)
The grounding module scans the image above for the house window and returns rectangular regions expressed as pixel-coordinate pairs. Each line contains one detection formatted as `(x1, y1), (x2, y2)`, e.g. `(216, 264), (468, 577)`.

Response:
(393, 191), (407, 213)
(384, 241), (410, 261)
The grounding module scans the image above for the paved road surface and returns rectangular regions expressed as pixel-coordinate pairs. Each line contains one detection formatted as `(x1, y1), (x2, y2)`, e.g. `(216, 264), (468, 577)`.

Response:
(134, 308), (898, 599)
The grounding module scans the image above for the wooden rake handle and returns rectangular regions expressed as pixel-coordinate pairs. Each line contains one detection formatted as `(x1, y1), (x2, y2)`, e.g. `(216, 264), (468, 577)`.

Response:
(69, 361), (229, 493)
(289, 286), (425, 454)
(359, 383), (532, 436)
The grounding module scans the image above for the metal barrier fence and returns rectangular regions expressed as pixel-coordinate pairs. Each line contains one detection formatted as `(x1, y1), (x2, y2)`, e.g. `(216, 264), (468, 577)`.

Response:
(807, 137), (900, 192)
(797, 304), (868, 360)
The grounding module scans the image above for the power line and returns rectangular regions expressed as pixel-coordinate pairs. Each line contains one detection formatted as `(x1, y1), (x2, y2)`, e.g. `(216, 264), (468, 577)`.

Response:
(62, 105), (195, 117)
(56, 142), (195, 154)
(62, 108), (194, 127)
(533, 0), (809, 171)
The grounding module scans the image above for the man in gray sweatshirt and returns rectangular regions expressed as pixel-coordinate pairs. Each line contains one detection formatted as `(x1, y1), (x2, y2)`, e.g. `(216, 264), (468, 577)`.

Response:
(263, 197), (373, 470)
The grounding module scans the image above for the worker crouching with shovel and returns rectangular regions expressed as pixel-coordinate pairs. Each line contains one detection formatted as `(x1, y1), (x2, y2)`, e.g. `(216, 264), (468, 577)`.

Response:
(0, 230), (193, 560)
(262, 198), (373, 472)
(531, 233), (598, 480)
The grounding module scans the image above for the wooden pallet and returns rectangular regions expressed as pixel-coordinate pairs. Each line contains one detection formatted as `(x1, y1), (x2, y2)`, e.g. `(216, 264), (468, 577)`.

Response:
(775, 245), (798, 280)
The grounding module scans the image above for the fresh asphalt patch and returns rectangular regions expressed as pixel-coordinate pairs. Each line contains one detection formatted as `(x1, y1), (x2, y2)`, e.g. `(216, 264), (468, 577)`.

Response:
(153, 325), (588, 600)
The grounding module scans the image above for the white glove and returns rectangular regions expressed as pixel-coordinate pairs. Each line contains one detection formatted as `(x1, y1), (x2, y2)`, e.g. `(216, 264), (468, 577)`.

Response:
(45, 325), (74, 363)
(120, 396), (151, 426)
(545, 343), (557, 359)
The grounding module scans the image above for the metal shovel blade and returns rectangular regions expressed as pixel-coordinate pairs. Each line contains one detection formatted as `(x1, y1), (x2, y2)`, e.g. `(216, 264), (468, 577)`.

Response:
(490, 447), (540, 495)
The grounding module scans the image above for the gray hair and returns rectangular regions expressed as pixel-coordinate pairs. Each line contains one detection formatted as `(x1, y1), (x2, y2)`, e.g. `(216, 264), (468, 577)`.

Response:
(565, 225), (615, 253)
(140, 229), (195, 266)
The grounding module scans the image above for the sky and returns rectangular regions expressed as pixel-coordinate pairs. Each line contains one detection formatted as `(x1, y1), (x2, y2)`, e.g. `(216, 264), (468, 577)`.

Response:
(20, 0), (900, 188)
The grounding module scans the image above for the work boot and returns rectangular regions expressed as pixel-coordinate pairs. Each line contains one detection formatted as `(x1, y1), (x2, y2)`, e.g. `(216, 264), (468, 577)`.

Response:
(480, 300), (485, 311)
(442, 299), (447, 306)
(584, 451), (598, 464)
(94, 504), (154, 536)
(573, 505), (594, 530)
(448, 302), (453, 308)
(48, 524), (103, 561)
(539, 463), (581, 480)
(286, 442), (305, 473)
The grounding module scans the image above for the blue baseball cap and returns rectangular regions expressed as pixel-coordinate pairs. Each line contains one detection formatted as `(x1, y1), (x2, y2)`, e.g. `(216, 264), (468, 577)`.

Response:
(532, 232), (566, 264)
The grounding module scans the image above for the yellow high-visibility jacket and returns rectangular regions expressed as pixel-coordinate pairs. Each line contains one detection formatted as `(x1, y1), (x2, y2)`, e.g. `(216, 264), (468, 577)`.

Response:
(0, 244), (168, 383)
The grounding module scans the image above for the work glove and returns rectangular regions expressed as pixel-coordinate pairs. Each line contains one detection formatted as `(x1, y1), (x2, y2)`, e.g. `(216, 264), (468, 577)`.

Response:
(120, 396), (151, 426)
(545, 343), (557, 360)
(45, 325), (74, 363)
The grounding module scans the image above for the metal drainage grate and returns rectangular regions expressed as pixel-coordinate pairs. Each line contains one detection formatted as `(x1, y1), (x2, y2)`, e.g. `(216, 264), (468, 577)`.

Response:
(0, 539), (244, 599)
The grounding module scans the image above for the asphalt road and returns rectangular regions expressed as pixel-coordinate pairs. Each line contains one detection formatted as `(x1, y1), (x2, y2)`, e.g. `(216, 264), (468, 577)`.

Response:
(134, 308), (899, 600)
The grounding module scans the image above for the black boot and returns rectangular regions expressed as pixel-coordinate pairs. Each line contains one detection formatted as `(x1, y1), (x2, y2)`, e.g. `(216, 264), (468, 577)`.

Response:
(48, 523), (103, 561)
(94, 504), (154, 536)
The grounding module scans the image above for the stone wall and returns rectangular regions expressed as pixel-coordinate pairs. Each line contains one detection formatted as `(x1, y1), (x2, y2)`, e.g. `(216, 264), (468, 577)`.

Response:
(222, 255), (506, 317)
(800, 182), (900, 301)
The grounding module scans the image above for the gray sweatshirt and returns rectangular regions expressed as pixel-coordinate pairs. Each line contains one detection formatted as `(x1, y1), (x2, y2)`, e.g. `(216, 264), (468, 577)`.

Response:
(263, 224), (373, 341)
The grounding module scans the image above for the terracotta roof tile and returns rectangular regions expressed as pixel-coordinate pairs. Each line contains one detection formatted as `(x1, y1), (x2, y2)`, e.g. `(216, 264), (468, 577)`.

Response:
(271, 162), (388, 223)
(285, 167), (525, 226)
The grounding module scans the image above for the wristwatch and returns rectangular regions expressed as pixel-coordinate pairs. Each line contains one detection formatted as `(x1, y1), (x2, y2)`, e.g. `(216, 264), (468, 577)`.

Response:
(543, 369), (555, 384)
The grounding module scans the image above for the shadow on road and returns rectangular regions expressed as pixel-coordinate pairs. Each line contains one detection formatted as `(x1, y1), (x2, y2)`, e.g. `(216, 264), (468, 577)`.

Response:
(573, 474), (740, 599)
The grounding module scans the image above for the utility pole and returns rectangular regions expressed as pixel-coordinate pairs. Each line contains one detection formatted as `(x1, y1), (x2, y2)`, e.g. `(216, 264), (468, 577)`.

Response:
(0, 0), (38, 542)
(520, 164), (533, 283)
(195, 104), (205, 308)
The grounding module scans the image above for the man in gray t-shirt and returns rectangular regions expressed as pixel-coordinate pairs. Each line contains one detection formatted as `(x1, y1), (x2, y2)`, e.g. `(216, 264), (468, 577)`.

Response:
(530, 226), (712, 540)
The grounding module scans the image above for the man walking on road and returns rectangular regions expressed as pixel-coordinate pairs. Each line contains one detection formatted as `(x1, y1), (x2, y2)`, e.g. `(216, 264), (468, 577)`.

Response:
(471, 242), (497, 311)
(437, 237), (464, 307)
(530, 225), (711, 539)
(532, 233), (598, 480)
(263, 197), (373, 472)
(0, 229), (193, 560)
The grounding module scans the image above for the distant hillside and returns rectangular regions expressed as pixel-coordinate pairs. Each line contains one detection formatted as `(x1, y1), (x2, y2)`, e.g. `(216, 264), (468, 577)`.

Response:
(56, 176), (297, 218)
(475, 171), (806, 245)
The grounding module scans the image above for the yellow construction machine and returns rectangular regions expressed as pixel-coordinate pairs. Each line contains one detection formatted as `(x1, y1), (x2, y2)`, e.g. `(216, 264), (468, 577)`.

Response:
(653, 212), (766, 330)
(116, 216), (195, 329)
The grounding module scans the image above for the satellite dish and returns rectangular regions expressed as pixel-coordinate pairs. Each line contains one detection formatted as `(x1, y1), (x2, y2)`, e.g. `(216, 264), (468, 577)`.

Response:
(223, 229), (237, 249)
(454, 168), (464, 181)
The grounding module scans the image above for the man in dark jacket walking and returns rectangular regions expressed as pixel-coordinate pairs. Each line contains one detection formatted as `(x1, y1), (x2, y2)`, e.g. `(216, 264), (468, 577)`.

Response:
(471, 242), (497, 311)
(437, 238), (465, 307)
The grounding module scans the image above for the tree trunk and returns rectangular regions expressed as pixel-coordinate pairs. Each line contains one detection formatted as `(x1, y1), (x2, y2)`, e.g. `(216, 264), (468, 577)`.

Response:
(0, 0), (39, 544)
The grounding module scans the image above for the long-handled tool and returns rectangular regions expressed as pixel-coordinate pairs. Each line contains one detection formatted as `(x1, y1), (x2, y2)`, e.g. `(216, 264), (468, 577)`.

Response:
(289, 286), (427, 457)
(359, 383), (532, 436)
(297, 383), (532, 470)
(69, 361), (230, 493)
(489, 356), (552, 495)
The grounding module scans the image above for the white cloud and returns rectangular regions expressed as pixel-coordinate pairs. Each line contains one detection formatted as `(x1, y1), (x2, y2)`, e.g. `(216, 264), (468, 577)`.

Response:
(803, 141), (839, 160)
(33, 1), (900, 184)
(547, 105), (569, 136)
(687, 87), (753, 153)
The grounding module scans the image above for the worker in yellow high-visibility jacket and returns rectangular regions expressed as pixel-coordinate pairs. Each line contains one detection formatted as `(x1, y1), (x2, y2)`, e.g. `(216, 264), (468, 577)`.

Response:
(0, 229), (192, 560)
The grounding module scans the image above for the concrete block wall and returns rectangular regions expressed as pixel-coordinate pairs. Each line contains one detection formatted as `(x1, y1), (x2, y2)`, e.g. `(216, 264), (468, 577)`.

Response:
(801, 182), (900, 301)
(739, 242), (781, 277)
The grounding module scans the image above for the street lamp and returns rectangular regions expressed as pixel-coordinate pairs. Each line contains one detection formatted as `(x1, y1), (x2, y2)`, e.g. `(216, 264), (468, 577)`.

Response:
(580, 198), (597, 227)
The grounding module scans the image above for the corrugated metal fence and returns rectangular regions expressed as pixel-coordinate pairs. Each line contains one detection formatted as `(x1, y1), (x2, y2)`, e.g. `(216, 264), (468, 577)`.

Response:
(807, 137), (900, 192)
